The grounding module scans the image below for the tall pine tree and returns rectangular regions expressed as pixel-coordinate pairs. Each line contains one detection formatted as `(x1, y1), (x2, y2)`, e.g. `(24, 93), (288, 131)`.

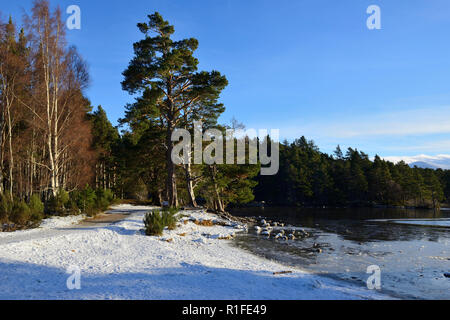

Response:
(122, 12), (227, 207)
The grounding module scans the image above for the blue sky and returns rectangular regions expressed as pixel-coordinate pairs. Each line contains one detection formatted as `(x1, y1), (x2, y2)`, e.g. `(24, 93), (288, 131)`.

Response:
(2, 0), (450, 158)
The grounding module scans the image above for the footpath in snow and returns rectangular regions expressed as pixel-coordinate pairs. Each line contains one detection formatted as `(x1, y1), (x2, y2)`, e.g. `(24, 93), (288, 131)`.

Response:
(0, 204), (390, 300)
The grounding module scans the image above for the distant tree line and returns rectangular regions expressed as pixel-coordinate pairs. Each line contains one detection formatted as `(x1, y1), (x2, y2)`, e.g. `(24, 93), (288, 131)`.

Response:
(255, 137), (450, 209)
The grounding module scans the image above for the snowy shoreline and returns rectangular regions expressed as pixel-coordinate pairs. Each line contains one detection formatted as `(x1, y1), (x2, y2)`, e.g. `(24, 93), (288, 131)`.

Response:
(0, 204), (391, 300)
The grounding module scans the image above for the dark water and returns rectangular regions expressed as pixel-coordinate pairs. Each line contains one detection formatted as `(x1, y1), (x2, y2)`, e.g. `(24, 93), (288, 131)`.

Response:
(230, 207), (450, 300)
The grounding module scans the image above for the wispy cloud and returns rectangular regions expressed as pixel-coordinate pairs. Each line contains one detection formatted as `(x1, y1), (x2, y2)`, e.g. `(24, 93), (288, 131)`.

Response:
(282, 106), (450, 139)
(382, 140), (450, 152)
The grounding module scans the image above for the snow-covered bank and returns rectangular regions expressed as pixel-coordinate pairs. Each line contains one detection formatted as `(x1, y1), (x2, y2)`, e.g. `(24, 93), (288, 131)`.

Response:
(0, 214), (87, 245)
(0, 214), (85, 238)
(0, 204), (390, 300)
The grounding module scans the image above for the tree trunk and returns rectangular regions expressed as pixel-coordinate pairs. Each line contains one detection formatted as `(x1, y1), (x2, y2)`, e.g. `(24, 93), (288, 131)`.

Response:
(184, 163), (197, 207)
(0, 107), (5, 194)
(165, 124), (178, 208)
(7, 102), (14, 197)
(209, 165), (224, 212)
(157, 189), (163, 206)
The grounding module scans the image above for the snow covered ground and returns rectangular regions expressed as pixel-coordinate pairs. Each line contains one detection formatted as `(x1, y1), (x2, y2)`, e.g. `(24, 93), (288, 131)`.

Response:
(0, 204), (391, 300)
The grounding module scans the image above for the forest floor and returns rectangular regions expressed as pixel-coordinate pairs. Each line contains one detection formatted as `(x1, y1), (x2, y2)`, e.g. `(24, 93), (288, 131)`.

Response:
(0, 204), (391, 299)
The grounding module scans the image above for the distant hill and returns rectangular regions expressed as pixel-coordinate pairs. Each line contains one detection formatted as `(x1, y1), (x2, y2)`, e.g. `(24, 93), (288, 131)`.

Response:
(383, 155), (450, 170)
(409, 161), (439, 169)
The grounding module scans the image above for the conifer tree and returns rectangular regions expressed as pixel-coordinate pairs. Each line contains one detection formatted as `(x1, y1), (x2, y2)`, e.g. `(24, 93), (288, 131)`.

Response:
(122, 12), (227, 207)
(90, 106), (120, 190)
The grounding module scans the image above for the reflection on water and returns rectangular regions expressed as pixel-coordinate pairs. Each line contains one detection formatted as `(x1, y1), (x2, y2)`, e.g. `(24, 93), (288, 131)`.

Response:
(230, 207), (450, 300)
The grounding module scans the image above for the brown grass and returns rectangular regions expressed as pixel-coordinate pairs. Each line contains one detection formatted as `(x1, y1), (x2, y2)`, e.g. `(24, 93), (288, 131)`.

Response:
(193, 219), (215, 227)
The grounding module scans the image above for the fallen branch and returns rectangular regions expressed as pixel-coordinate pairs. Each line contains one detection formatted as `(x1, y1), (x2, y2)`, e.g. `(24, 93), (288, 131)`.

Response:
(273, 271), (293, 275)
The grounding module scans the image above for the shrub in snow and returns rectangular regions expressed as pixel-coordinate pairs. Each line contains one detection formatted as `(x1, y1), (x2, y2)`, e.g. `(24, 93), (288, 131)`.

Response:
(144, 211), (164, 236)
(28, 194), (44, 222)
(66, 198), (81, 215)
(47, 189), (70, 215)
(72, 186), (97, 216)
(95, 188), (114, 211)
(10, 201), (31, 225)
(0, 192), (13, 222)
(144, 208), (179, 236)
(162, 207), (179, 230)
(70, 186), (115, 216)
